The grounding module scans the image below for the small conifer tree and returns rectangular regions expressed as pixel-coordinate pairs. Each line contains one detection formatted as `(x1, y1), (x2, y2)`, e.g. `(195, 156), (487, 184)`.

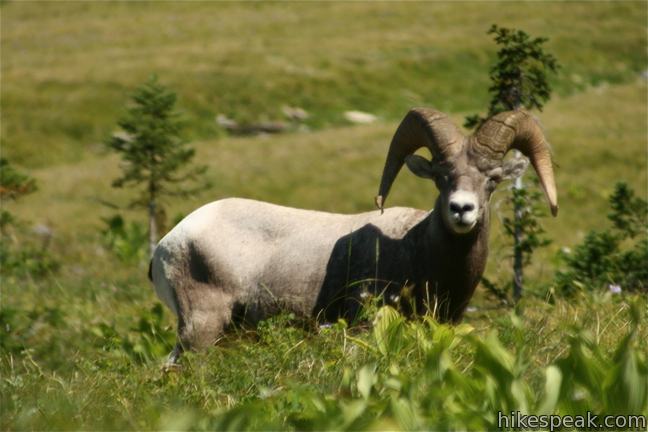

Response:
(107, 76), (208, 258)
(0, 159), (58, 276)
(466, 25), (559, 302)
(464, 25), (559, 129)
(0, 158), (37, 234)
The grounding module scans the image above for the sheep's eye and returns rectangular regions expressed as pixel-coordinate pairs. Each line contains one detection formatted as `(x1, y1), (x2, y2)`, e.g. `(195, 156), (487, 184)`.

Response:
(485, 175), (500, 190)
(435, 173), (449, 184)
(486, 168), (503, 184)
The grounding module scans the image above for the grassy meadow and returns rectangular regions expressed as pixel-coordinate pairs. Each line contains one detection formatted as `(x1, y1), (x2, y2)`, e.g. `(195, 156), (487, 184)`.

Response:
(1, 2), (647, 430)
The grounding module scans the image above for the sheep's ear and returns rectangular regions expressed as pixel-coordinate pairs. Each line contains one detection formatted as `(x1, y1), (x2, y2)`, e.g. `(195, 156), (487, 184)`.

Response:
(501, 156), (529, 180)
(405, 155), (436, 179)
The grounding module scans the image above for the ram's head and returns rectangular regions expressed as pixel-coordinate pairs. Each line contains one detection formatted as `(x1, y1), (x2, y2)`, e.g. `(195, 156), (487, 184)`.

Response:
(376, 108), (558, 235)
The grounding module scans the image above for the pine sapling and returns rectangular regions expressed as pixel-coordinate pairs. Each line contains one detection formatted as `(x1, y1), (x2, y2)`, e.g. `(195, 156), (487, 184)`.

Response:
(466, 25), (559, 302)
(0, 158), (37, 234)
(106, 76), (209, 258)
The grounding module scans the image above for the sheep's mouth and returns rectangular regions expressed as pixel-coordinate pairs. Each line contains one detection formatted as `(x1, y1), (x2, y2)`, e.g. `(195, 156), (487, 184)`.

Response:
(448, 219), (477, 234)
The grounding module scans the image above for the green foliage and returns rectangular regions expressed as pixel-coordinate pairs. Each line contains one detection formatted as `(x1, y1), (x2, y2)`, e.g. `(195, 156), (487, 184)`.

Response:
(2, 286), (646, 430)
(0, 159), (58, 277)
(101, 214), (147, 263)
(608, 182), (647, 238)
(555, 183), (647, 295)
(553, 302), (648, 415)
(106, 75), (209, 256)
(486, 25), (558, 112)
(503, 180), (552, 266)
(0, 244), (59, 278)
(465, 24), (559, 128)
(90, 304), (176, 364)
(203, 304), (647, 430)
(372, 305), (406, 357)
(0, 307), (26, 354)
(106, 75), (207, 206)
(0, 304), (67, 363)
(0, 158), (37, 201)
(467, 25), (557, 301)
(0, 158), (37, 233)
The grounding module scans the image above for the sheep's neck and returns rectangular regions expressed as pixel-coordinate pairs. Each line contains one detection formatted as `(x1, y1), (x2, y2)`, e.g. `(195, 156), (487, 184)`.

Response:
(421, 200), (490, 322)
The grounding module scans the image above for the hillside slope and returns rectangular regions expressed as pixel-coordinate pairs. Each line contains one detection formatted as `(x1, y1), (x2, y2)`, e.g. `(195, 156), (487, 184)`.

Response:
(2, 2), (645, 166)
(11, 80), (646, 249)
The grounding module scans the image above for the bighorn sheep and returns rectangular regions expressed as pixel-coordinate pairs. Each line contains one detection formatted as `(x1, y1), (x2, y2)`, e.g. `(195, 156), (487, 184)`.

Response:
(150, 108), (558, 362)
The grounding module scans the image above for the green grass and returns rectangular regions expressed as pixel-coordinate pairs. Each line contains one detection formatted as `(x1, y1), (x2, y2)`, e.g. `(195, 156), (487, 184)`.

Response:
(2, 282), (646, 429)
(1, 2), (647, 430)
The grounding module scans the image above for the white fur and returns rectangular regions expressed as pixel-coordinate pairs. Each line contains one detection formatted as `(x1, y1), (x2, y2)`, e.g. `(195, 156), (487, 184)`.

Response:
(151, 256), (179, 316)
(152, 198), (429, 319)
(446, 190), (478, 234)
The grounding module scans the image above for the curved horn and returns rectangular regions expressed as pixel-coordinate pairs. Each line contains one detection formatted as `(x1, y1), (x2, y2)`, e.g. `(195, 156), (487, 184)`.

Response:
(375, 108), (464, 212)
(472, 110), (558, 216)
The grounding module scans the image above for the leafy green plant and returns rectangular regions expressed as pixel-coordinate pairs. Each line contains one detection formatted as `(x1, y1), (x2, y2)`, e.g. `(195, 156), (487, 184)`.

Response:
(91, 304), (175, 364)
(101, 214), (147, 263)
(207, 303), (647, 430)
(0, 159), (58, 277)
(0, 247), (59, 278)
(503, 179), (552, 268)
(0, 158), (37, 234)
(554, 302), (647, 415)
(0, 307), (24, 354)
(125, 303), (176, 363)
(2, 293), (646, 430)
(555, 182), (647, 295)
(0, 304), (67, 365)
(608, 182), (647, 238)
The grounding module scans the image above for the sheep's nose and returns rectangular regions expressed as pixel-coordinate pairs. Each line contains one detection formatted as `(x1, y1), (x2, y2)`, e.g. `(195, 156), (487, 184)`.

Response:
(447, 191), (479, 232)
(449, 201), (475, 214)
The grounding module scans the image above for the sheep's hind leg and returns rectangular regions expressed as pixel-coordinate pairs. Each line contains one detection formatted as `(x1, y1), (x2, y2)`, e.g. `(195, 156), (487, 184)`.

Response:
(175, 283), (233, 352)
(162, 343), (184, 372)
(178, 307), (230, 352)
(162, 300), (231, 373)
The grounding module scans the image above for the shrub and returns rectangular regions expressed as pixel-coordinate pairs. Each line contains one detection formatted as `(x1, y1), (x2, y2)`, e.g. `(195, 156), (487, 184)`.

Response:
(0, 304), (67, 365)
(101, 214), (147, 263)
(555, 182), (647, 295)
(0, 243), (60, 278)
(0, 158), (58, 278)
(90, 303), (175, 364)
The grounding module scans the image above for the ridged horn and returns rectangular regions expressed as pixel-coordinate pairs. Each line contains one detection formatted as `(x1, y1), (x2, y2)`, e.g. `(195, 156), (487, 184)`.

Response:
(375, 108), (464, 212)
(471, 110), (558, 216)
